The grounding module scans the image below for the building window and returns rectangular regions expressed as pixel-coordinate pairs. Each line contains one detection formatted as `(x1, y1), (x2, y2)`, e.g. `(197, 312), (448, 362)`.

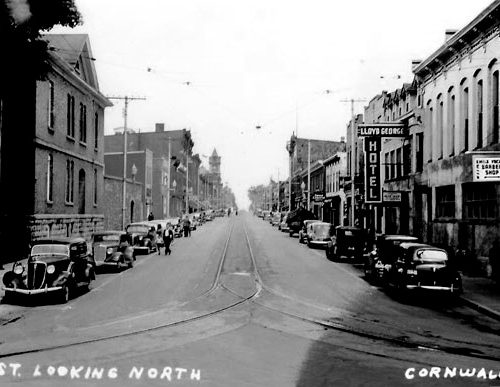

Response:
(94, 112), (99, 149)
(46, 154), (53, 203)
(48, 80), (55, 131)
(403, 142), (411, 176)
(93, 168), (98, 206)
(476, 79), (483, 148)
(396, 147), (402, 178)
(65, 160), (74, 204)
(385, 152), (390, 180)
(427, 101), (433, 162)
(463, 183), (497, 220)
(436, 185), (455, 218)
(79, 103), (87, 144)
(437, 95), (443, 159)
(66, 94), (75, 138)
(391, 150), (396, 178)
(462, 87), (469, 152)
(448, 90), (455, 156)
(492, 70), (499, 144)
(416, 132), (424, 172)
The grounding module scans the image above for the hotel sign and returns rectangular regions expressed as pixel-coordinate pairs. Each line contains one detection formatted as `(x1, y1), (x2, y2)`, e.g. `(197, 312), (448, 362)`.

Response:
(357, 123), (408, 137)
(473, 156), (500, 182)
(364, 137), (382, 203)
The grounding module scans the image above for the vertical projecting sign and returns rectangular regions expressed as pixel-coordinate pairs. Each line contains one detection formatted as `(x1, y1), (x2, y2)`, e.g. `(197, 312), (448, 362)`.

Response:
(364, 137), (382, 203)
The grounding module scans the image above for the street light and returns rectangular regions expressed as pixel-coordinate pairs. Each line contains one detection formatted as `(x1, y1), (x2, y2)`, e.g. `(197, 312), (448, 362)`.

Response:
(300, 181), (306, 208)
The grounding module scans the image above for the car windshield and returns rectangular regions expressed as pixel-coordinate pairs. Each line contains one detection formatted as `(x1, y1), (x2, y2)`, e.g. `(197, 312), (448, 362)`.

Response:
(93, 235), (121, 243)
(126, 225), (149, 234)
(314, 224), (333, 236)
(414, 249), (448, 263)
(31, 244), (69, 256)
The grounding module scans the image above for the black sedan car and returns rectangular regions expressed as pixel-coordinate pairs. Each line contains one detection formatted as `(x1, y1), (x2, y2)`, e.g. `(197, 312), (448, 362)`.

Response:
(91, 231), (135, 271)
(2, 237), (95, 303)
(379, 242), (462, 295)
(325, 226), (369, 261)
(364, 234), (419, 282)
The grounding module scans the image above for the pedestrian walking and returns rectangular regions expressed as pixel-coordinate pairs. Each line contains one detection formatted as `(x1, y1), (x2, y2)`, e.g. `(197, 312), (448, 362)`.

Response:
(156, 224), (164, 255)
(183, 215), (191, 237)
(163, 223), (174, 255)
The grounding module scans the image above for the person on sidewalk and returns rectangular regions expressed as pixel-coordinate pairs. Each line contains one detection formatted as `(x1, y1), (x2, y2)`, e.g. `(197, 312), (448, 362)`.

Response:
(148, 212), (155, 221)
(182, 216), (191, 237)
(163, 223), (174, 255)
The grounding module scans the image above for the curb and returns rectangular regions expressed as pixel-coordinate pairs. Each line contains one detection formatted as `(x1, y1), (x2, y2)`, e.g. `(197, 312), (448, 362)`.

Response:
(459, 296), (500, 322)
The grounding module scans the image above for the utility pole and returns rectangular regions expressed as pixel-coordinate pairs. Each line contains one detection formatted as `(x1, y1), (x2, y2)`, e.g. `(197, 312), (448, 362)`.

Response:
(167, 137), (171, 218)
(307, 139), (311, 211)
(341, 98), (366, 227)
(107, 96), (146, 230)
(277, 169), (280, 213)
(185, 153), (189, 214)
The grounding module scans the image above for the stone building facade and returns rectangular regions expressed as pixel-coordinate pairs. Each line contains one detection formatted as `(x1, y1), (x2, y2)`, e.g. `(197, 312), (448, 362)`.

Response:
(0, 34), (111, 260)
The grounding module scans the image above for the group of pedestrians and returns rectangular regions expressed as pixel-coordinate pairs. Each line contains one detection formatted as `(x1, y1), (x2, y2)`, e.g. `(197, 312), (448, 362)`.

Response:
(154, 223), (174, 256)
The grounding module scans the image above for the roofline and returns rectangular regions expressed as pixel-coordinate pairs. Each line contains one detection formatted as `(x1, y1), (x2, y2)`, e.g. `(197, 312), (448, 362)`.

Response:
(413, 0), (500, 74)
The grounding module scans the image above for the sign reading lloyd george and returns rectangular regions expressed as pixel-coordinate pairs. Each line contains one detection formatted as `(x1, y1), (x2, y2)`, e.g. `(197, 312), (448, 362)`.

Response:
(473, 155), (500, 182)
(364, 137), (382, 203)
(357, 123), (408, 137)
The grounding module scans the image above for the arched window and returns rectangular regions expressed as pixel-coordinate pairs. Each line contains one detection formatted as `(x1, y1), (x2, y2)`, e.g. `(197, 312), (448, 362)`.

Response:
(436, 94), (444, 159)
(477, 79), (484, 148)
(426, 100), (433, 162)
(460, 79), (469, 152)
(447, 87), (455, 156)
(490, 60), (500, 144)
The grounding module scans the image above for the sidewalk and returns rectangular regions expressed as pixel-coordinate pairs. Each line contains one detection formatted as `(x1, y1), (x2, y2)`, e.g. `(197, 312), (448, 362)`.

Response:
(460, 275), (500, 321)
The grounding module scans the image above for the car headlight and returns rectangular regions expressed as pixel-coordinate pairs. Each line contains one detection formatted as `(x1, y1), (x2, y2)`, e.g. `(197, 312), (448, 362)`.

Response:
(47, 265), (55, 274)
(106, 248), (114, 255)
(14, 265), (24, 275)
(138, 236), (143, 241)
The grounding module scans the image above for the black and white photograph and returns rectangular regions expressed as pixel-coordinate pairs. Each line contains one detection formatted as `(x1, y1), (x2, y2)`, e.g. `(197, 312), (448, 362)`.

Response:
(1, 0), (500, 385)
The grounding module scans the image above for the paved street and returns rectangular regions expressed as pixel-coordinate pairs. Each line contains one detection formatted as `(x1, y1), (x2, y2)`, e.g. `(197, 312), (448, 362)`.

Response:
(0, 213), (500, 386)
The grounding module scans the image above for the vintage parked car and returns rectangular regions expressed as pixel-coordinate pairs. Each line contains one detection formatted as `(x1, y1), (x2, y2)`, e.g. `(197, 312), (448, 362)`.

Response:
(125, 222), (157, 255)
(91, 231), (135, 270)
(377, 242), (462, 295)
(325, 226), (369, 261)
(271, 212), (281, 226)
(279, 215), (289, 232)
(305, 222), (334, 248)
(299, 220), (320, 243)
(2, 237), (95, 303)
(364, 234), (419, 282)
(286, 208), (316, 237)
(262, 210), (272, 221)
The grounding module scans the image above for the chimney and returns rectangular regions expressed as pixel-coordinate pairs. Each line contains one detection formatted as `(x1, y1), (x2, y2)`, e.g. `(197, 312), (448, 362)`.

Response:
(411, 59), (422, 72)
(155, 123), (165, 132)
(445, 29), (458, 42)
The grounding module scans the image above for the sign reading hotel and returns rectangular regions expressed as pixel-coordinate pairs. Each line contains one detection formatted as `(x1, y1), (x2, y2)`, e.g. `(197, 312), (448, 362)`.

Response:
(473, 156), (500, 182)
(364, 137), (382, 203)
(357, 123), (409, 137)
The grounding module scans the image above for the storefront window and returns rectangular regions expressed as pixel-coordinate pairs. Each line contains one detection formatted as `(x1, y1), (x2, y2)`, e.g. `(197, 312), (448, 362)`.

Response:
(463, 183), (497, 220)
(436, 185), (455, 218)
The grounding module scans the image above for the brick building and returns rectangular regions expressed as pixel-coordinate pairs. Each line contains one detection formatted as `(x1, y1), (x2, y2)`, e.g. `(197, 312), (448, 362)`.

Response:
(105, 125), (201, 219)
(0, 34), (111, 259)
(413, 1), (500, 262)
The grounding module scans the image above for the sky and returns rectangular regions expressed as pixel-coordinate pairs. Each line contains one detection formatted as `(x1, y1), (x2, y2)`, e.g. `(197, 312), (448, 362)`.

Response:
(50, 0), (494, 209)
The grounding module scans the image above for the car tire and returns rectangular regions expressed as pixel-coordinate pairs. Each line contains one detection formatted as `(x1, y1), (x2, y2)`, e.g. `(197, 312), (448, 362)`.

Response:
(2, 292), (13, 305)
(307, 240), (311, 248)
(128, 261), (134, 269)
(289, 231), (293, 237)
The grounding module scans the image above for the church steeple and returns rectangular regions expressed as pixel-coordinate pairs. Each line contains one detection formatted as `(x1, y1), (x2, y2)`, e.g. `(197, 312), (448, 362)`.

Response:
(209, 148), (221, 176)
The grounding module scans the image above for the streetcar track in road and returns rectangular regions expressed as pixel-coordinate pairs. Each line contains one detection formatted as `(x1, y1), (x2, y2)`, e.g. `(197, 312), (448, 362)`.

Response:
(0, 218), (259, 360)
(2, 217), (500, 364)
(238, 222), (500, 363)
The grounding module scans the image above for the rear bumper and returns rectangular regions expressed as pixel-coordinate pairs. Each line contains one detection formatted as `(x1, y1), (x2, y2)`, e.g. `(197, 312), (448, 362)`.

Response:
(3, 286), (62, 295)
(309, 240), (329, 246)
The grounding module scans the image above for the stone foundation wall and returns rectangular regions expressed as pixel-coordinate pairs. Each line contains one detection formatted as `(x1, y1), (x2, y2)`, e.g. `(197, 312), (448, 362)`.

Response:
(28, 214), (104, 242)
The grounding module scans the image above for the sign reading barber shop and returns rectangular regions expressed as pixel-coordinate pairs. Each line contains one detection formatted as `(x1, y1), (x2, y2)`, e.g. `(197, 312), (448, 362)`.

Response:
(364, 137), (382, 203)
(473, 155), (500, 182)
